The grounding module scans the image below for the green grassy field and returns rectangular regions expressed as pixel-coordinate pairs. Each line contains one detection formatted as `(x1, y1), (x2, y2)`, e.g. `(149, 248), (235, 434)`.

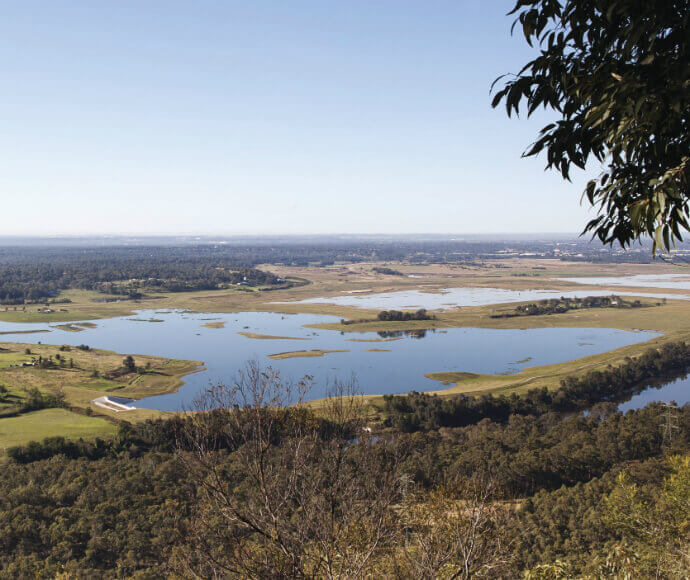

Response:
(0, 408), (118, 450)
(0, 341), (199, 452)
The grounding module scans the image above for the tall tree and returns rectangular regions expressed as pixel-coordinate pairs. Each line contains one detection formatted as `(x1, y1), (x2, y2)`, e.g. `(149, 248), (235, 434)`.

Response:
(493, 0), (689, 250)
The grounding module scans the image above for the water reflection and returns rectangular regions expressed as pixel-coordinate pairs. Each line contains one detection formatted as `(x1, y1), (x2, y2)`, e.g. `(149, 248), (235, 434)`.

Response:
(559, 274), (690, 291)
(377, 329), (429, 339)
(618, 373), (690, 412)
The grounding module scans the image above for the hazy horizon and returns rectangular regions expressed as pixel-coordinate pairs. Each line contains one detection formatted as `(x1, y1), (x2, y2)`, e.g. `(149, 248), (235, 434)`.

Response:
(0, 232), (586, 244)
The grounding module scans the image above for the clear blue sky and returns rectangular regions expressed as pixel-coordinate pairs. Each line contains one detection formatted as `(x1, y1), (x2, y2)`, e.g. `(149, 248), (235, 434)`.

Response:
(0, 1), (596, 236)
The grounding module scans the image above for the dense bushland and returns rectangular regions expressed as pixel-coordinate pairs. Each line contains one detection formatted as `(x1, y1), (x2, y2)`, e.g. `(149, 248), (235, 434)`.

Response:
(2, 350), (690, 577)
(1, 400), (688, 577)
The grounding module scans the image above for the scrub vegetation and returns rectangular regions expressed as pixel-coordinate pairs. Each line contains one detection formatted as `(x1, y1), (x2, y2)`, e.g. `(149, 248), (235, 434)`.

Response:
(489, 294), (652, 318)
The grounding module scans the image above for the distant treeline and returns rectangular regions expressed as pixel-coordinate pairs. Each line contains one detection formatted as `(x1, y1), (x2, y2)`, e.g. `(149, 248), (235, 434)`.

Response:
(0, 235), (675, 304)
(384, 341), (690, 432)
(0, 247), (284, 303)
(491, 295), (649, 318)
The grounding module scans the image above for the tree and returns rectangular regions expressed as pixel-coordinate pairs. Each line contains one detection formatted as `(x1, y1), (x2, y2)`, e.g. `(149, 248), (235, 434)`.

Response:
(174, 364), (408, 579)
(396, 473), (516, 579)
(493, 1), (689, 250)
(603, 454), (690, 577)
(123, 355), (136, 373)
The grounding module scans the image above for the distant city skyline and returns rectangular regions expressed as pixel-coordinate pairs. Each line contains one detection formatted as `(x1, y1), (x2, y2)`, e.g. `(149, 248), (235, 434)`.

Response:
(1, 1), (598, 236)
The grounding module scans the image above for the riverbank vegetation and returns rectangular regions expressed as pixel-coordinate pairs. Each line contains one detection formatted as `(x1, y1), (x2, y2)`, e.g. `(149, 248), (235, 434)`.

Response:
(385, 341), (690, 432)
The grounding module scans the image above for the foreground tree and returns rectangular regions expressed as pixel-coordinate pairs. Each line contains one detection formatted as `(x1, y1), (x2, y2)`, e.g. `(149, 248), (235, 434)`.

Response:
(172, 365), (520, 579)
(603, 454), (690, 577)
(173, 365), (407, 578)
(493, 0), (689, 250)
(396, 474), (516, 579)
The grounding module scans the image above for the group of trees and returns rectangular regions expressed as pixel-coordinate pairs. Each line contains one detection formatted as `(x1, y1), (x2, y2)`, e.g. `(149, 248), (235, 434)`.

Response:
(492, 295), (645, 318)
(372, 266), (404, 276)
(0, 383), (67, 419)
(340, 310), (435, 326)
(17, 387), (65, 414)
(377, 309), (435, 322)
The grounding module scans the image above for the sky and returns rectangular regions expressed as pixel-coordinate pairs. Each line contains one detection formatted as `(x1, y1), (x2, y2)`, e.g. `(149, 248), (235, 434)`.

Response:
(0, 1), (598, 236)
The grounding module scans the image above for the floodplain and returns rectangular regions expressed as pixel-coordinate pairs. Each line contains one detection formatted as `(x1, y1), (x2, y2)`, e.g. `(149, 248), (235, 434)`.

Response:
(2, 259), (690, 446)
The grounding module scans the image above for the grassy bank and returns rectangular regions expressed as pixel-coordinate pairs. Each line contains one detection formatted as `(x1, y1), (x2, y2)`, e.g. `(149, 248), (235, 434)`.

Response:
(238, 332), (310, 340)
(0, 342), (201, 448)
(268, 349), (349, 360)
(424, 332), (672, 395)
